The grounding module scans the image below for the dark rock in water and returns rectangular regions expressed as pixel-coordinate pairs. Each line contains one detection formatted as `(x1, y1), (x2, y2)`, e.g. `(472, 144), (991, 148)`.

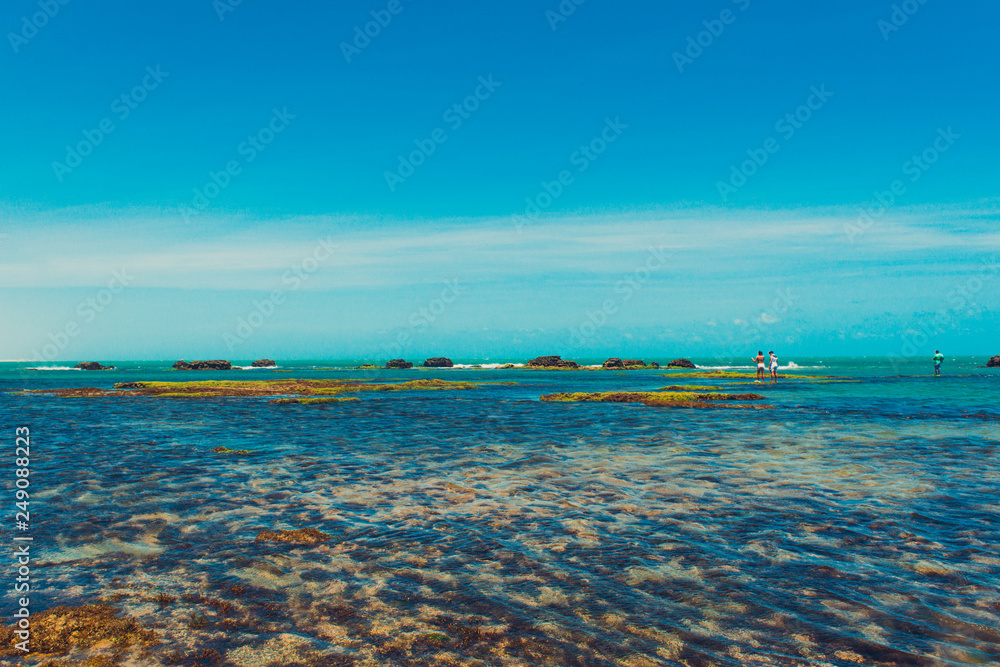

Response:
(172, 360), (232, 371)
(423, 357), (454, 368)
(606, 358), (657, 369)
(527, 355), (580, 369)
(988, 355), (1000, 368)
(251, 359), (276, 368)
(75, 362), (115, 371)
(386, 359), (413, 369)
(500, 364), (516, 369)
(256, 527), (331, 544)
(667, 358), (696, 369)
(115, 382), (147, 390)
(0, 603), (156, 656)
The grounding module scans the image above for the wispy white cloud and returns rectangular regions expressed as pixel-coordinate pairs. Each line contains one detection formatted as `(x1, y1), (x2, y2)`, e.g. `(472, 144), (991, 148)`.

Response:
(0, 204), (996, 290)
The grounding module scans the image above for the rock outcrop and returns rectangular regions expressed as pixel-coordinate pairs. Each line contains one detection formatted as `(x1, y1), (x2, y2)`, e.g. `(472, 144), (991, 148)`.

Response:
(987, 355), (1000, 368)
(604, 358), (658, 369)
(255, 527), (331, 544)
(423, 357), (454, 368)
(251, 359), (276, 368)
(667, 358), (696, 369)
(0, 603), (156, 658)
(74, 362), (115, 371)
(527, 355), (580, 369)
(386, 359), (414, 369)
(172, 360), (232, 371)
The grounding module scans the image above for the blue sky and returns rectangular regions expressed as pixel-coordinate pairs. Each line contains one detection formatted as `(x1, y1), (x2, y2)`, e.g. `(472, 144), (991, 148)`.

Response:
(1, 0), (998, 361)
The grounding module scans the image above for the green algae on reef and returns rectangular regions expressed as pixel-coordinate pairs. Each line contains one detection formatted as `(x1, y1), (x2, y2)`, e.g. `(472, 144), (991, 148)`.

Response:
(20, 377), (490, 400)
(271, 396), (362, 405)
(658, 385), (724, 392)
(212, 446), (254, 454)
(540, 390), (769, 408)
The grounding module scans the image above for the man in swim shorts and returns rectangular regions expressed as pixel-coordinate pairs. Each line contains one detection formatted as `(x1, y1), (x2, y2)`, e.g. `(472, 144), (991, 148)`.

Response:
(752, 350), (766, 382)
(933, 350), (944, 376)
(769, 351), (778, 382)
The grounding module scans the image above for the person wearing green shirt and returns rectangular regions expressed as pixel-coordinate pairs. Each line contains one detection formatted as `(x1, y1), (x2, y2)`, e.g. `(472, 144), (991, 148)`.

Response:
(933, 350), (944, 376)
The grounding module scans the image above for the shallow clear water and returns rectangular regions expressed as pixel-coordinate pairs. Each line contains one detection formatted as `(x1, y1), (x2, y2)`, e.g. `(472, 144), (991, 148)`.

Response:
(1, 358), (999, 665)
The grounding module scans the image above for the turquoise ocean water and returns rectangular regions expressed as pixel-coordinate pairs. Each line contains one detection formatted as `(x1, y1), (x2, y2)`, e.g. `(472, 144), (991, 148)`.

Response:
(1, 356), (998, 665)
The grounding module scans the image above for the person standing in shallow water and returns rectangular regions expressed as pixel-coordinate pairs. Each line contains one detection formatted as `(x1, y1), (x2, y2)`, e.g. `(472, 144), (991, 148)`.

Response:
(933, 350), (944, 376)
(769, 351), (779, 382)
(752, 350), (766, 382)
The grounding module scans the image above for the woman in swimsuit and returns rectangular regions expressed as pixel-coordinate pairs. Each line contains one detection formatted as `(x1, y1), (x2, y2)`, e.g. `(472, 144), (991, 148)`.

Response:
(752, 351), (766, 382)
(769, 351), (778, 382)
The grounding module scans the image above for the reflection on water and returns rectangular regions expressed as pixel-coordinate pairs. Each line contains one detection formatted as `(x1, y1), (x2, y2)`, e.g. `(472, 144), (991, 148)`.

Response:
(3, 366), (1000, 665)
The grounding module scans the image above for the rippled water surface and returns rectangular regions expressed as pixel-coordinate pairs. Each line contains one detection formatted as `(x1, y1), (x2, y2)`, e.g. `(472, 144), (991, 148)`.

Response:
(2, 358), (999, 666)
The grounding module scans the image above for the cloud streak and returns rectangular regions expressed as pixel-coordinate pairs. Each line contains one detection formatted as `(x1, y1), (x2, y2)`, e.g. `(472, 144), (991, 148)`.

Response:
(2, 205), (997, 290)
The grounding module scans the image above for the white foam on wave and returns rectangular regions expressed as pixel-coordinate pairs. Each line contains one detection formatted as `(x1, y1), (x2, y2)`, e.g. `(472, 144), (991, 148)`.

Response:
(451, 363), (524, 369)
(26, 366), (83, 371)
(233, 365), (281, 370)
